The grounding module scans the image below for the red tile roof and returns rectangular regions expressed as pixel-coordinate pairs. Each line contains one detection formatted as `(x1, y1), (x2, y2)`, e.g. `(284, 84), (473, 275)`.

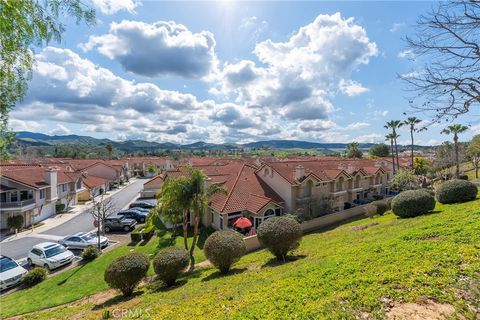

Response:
(144, 174), (165, 187)
(83, 175), (109, 189)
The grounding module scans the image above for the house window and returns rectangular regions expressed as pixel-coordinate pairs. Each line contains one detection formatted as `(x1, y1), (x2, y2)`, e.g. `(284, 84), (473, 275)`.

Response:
(0, 193), (6, 203)
(264, 209), (275, 217)
(10, 192), (18, 202)
(275, 208), (282, 216)
(76, 180), (82, 190)
(219, 216), (224, 230)
(20, 190), (32, 200)
(39, 189), (45, 199)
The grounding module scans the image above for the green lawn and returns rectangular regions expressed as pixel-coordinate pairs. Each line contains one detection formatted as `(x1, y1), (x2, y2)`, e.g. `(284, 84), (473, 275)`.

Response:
(4, 199), (480, 319)
(0, 227), (208, 318)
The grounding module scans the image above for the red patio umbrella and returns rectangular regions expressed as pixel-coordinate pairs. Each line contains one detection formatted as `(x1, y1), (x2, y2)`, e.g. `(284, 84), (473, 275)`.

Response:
(233, 217), (252, 229)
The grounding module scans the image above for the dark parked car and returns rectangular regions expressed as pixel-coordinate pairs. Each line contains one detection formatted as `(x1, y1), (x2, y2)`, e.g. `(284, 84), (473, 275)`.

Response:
(104, 215), (137, 232)
(129, 200), (155, 209)
(116, 210), (148, 223)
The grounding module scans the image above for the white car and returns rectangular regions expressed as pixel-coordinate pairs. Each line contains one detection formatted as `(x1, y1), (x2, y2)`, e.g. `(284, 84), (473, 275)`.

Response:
(0, 255), (27, 290)
(58, 232), (109, 250)
(27, 242), (74, 271)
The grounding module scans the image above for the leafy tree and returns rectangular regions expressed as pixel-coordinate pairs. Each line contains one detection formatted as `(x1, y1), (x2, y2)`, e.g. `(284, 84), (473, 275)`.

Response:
(389, 169), (419, 191)
(384, 120), (403, 171)
(413, 157), (429, 175)
(106, 144), (113, 159)
(467, 135), (480, 179)
(402, 0), (480, 122)
(385, 133), (396, 175)
(404, 117), (425, 169)
(7, 215), (24, 234)
(89, 194), (117, 250)
(441, 124), (469, 178)
(345, 142), (363, 158)
(368, 143), (390, 158)
(0, 0), (95, 160)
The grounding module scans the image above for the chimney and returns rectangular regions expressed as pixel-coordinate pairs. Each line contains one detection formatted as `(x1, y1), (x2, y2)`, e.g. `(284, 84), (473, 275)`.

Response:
(295, 165), (305, 181)
(44, 167), (58, 200)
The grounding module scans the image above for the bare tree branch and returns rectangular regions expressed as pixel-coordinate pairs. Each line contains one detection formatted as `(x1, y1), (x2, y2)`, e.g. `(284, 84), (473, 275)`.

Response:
(401, 0), (480, 122)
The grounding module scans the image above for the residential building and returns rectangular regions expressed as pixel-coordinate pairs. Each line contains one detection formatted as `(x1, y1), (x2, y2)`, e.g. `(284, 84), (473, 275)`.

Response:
(0, 165), (84, 230)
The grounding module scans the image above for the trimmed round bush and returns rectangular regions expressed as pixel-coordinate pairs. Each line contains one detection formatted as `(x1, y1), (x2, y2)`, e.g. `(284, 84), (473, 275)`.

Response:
(364, 200), (388, 217)
(436, 179), (478, 204)
(82, 246), (100, 261)
(204, 231), (246, 274)
(153, 247), (189, 286)
(104, 253), (149, 296)
(22, 267), (48, 287)
(257, 216), (302, 261)
(385, 197), (393, 210)
(391, 190), (436, 218)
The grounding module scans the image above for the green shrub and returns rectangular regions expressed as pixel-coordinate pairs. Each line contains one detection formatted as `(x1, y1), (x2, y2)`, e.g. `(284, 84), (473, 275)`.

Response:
(142, 224), (155, 241)
(130, 228), (143, 243)
(391, 190), (436, 218)
(22, 267), (48, 287)
(55, 204), (66, 212)
(257, 217), (303, 261)
(436, 179), (478, 204)
(153, 247), (189, 286)
(7, 215), (24, 231)
(204, 231), (246, 274)
(104, 253), (149, 296)
(82, 246), (100, 261)
(364, 200), (388, 217)
(385, 197), (394, 210)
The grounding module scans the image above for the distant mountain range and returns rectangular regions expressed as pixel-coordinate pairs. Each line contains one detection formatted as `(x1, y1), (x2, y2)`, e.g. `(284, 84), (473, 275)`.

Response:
(14, 131), (429, 152)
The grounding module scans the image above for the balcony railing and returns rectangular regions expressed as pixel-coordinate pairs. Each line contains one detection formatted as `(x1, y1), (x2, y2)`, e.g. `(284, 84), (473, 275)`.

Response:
(0, 198), (36, 210)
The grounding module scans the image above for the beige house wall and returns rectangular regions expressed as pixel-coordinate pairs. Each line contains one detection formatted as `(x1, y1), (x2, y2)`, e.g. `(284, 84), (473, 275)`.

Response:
(256, 166), (295, 212)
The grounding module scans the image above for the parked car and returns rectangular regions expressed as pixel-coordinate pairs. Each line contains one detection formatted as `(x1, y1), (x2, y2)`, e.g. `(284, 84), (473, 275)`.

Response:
(59, 232), (109, 250)
(130, 207), (151, 214)
(116, 209), (148, 223)
(129, 200), (155, 209)
(27, 242), (74, 271)
(104, 215), (137, 232)
(0, 256), (28, 290)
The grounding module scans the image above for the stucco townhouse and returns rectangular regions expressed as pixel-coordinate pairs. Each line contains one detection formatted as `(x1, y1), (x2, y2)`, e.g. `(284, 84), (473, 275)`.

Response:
(0, 164), (84, 230)
(141, 157), (393, 231)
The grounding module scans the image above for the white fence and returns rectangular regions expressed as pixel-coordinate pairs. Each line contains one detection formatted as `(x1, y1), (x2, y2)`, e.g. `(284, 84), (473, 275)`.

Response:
(243, 205), (367, 252)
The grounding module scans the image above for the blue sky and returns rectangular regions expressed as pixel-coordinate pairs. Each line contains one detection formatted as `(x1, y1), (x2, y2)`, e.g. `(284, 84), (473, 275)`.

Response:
(9, 0), (479, 145)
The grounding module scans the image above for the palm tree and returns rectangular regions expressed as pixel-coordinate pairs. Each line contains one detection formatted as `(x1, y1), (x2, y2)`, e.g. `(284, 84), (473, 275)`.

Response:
(385, 133), (396, 175)
(160, 167), (226, 270)
(187, 168), (226, 270)
(160, 176), (192, 250)
(403, 117), (425, 170)
(441, 124), (469, 178)
(384, 120), (403, 171)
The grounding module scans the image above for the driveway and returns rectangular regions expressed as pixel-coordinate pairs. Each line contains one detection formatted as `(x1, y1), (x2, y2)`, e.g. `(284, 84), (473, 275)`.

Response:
(0, 179), (147, 261)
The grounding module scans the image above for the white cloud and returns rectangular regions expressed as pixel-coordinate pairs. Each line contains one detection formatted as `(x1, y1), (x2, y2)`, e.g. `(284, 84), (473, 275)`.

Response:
(298, 120), (337, 132)
(214, 12), (377, 124)
(8, 119), (41, 132)
(80, 20), (218, 78)
(92, 0), (140, 15)
(355, 133), (383, 143)
(398, 50), (415, 59)
(49, 124), (71, 135)
(338, 79), (369, 96)
(389, 22), (404, 33)
(373, 110), (389, 117)
(345, 122), (370, 130)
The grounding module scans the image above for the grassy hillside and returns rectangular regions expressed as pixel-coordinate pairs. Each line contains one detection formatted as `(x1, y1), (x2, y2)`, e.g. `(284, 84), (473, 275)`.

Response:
(5, 199), (480, 319)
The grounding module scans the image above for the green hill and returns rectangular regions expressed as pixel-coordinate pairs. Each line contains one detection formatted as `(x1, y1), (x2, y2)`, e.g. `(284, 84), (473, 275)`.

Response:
(3, 199), (479, 319)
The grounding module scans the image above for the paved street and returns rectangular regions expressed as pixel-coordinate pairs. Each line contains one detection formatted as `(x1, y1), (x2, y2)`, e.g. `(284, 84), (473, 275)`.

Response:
(0, 179), (147, 261)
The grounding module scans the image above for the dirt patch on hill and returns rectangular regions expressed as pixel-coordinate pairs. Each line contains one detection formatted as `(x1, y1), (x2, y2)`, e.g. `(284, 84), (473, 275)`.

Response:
(386, 299), (455, 320)
(352, 223), (379, 232)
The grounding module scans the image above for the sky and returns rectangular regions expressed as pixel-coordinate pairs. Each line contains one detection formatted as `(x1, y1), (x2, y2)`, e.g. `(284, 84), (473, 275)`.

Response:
(9, 0), (480, 145)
